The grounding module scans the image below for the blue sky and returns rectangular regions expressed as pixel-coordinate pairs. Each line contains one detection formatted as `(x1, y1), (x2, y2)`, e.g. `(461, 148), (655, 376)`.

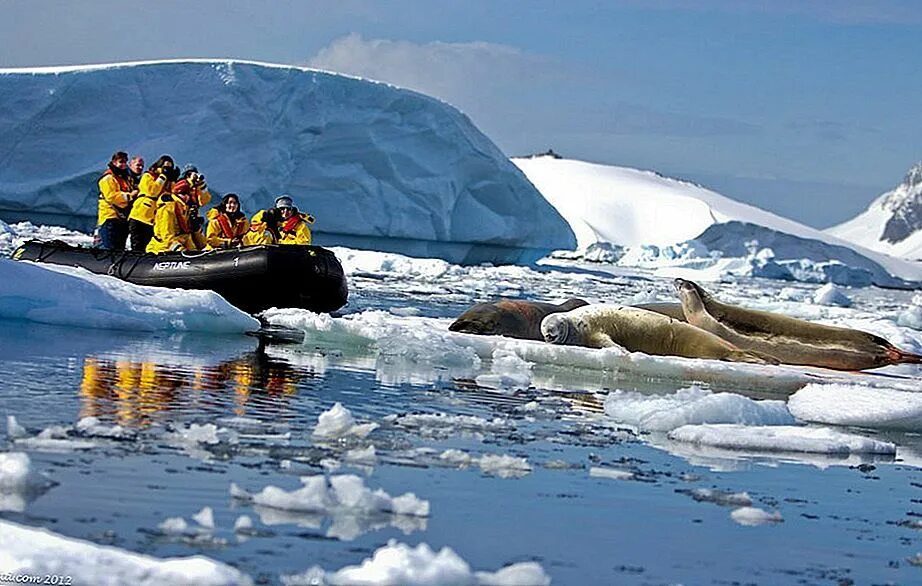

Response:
(2, 0), (920, 228)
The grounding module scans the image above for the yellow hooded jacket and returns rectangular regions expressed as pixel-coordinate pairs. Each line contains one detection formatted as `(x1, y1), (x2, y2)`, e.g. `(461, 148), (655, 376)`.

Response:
(205, 208), (250, 250)
(146, 194), (206, 253)
(128, 171), (170, 226)
(97, 169), (135, 225)
(241, 210), (277, 246)
(278, 212), (313, 245)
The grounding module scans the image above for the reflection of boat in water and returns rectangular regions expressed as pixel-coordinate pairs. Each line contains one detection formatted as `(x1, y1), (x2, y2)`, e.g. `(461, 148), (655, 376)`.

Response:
(13, 240), (348, 314)
(78, 341), (312, 424)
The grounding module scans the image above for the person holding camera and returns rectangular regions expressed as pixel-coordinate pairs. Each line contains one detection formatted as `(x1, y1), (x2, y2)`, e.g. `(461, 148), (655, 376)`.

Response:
(146, 178), (207, 253)
(274, 195), (315, 245)
(128, 154), (178, 251)
(181, 165), (213, 208)
(205, 193), (250, 249)
(96, 151), (139, 250)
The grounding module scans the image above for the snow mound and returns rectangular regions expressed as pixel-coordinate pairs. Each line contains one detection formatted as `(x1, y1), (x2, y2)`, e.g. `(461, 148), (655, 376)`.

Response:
(0, 60), (574, 264)
(516, 155), (922, 286)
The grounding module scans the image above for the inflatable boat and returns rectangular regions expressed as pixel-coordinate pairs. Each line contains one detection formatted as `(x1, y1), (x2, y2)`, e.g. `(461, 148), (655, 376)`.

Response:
(12, 240), (348, 314)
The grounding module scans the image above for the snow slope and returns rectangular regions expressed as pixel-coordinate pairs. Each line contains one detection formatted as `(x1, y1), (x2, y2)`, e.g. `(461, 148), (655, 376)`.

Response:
(0, 59), (574, 264)
(514, 155), (922, 285)
(826, 162), (922, 261)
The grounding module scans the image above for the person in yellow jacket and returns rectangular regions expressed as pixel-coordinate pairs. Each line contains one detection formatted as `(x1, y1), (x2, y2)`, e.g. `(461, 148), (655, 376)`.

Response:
(274, 195), (315, 245)
(97, 151), (139, 250)
(181, 165), (213, 209)
(241, 207), (280, 246)
(128, 155), (177, 251)
(205, 193), (249, 249)
(146, 179), (207, 253)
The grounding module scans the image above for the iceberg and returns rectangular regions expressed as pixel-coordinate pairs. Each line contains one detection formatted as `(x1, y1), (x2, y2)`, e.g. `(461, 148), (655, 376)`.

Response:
(0, 60), (575, 264)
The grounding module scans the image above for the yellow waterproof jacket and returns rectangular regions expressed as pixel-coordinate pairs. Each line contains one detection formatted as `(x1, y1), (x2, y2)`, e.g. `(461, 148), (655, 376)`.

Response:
(146, 194), (206, 253)
(278, 213), (313, 245)
(241, 210), (277, 246)
(97, 169), (135, 225)
(129, 171), (170, 226)
(205, 208), (250, 249)
(193, 186), (212, 208)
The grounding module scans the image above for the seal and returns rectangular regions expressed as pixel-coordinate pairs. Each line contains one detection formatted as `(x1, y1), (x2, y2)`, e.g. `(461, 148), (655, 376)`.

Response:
(540, 304), (778, 364)
(449, 298), (590, 340)
(673, 278), (922, 371)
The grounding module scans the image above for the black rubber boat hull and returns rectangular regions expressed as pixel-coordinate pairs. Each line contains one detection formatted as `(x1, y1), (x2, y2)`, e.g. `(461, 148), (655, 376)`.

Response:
(12, 240), (348, 314)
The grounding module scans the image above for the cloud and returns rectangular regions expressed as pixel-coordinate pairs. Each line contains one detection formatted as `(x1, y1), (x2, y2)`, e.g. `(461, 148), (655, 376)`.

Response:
(307, 34), (760, 150)
(306, 33), (556, 108)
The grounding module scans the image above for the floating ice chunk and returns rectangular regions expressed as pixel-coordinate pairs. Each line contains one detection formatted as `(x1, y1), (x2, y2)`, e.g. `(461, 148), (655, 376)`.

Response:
(157, 517), (189, 535)
(730, 506), (783, 526)
(897, 294), (922, 330)
(474, 373), (531, 391)
(344, 445), (377, 465)
(313, 403), (379, 439)
(668, 424), (896, 455)
(6, 416), (27, 439)
(0, 258), (259, 334)
(229, 483), (250, 500)
(589, 467), (635, 481)
(193, 507), (215, 530)
(789, 383), (922, 430)
(238, 474), (429, 517)
(812, 283), (852, 307)
(440, 449), (474, 467)
(0, 519), (252, 585)
(603, 386), (794, 432)
(680, 488), (752, 507)
(173, 423), (239, 446)
(476, 561), (552, 586)
(0, 453), (34, 491)
(75, 416), (130, 439)
(13, 424), (96, 452)
(233, 515), (253, 533)
(386, 413), (510, 433)
(259, 307), (335, 332)
(286, 539), (551, 586)
(478, 454), (532, 479)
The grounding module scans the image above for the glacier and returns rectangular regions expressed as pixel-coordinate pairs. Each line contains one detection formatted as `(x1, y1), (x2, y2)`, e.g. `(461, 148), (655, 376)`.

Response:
(0, 59), (575, 264)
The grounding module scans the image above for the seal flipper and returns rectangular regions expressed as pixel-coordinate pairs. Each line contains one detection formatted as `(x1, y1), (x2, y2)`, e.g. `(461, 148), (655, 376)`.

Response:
(888, 347), (922, 365)
(586, 332), (618, 349)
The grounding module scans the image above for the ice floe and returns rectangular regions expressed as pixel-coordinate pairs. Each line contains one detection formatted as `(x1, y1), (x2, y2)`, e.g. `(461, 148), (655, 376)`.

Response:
(231, 474), (429, 517)
(788, 383), (922, 430)
(589, 467), (635, 481)
(603, 386), (794, 432)
(0, 258), (259, 333)
(0, 519), (252, 585)
(667, 424), (895, 455)
(678, 488), (752, 507)
(730, 506), (784, 526)
(280, 539), (550, 586)
(313, 403), (379, 440)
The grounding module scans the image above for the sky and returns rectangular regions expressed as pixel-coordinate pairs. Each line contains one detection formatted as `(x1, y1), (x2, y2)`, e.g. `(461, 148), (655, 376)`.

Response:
(1, 0), (920, 229)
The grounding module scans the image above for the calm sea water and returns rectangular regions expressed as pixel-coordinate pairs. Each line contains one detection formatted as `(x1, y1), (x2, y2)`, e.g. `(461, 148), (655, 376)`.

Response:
(3, 278), (922, 585)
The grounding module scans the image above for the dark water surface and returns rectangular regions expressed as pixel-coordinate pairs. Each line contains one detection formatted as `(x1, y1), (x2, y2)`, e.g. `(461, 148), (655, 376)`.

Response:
(3, 317), (922, 585)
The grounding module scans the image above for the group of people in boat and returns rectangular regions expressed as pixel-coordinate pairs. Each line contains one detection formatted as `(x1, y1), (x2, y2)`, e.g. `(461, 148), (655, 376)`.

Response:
(96, 150), (315, 253)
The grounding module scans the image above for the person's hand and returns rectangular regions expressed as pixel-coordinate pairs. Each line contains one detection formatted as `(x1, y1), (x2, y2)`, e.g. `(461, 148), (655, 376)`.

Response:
(129, 189), (139, 198)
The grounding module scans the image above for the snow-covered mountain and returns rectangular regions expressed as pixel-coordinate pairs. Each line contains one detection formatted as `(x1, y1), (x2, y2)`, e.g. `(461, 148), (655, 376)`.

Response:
(513, 155), (922, 287)
(0, 60), (575, 264)
(826, 162), (922, 261)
